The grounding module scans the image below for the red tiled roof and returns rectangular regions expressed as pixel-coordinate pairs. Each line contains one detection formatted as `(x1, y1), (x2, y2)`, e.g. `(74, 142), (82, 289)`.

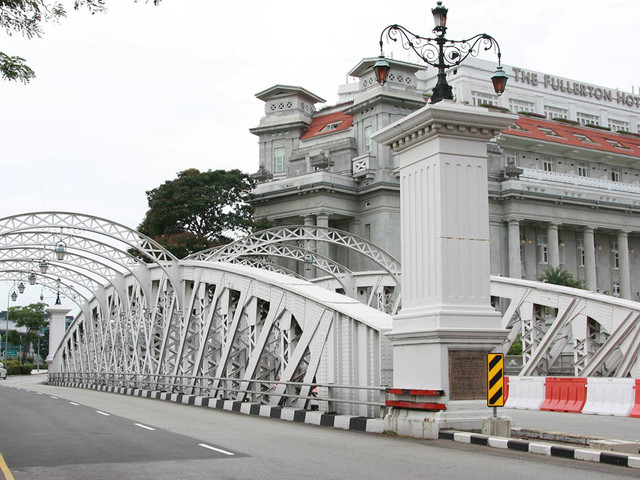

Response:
(301, 110), (353, 140)
(502, 116), (640, 158)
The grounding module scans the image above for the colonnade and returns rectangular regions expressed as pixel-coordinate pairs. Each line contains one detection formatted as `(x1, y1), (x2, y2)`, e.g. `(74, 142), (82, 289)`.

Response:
(506, 220), (634, 300)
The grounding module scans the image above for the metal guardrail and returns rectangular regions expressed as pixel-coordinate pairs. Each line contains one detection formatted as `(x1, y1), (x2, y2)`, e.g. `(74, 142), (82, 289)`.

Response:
(48, 372), (388, 417)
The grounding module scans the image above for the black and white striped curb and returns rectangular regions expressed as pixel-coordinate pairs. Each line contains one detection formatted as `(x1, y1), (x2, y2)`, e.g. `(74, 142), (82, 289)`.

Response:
(439, 430), (640, 469)
(48, 382), (383, 434)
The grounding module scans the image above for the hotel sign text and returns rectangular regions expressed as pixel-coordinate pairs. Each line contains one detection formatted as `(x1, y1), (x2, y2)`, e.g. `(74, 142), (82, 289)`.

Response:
(512, 67), (640, 108)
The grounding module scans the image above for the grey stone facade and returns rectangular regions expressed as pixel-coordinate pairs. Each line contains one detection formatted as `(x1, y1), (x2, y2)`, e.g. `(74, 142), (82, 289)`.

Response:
(250, 57), (640, 301)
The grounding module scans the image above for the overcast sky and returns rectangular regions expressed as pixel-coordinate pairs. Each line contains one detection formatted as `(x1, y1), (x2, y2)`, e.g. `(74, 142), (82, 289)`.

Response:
(2, 0), (640, 309)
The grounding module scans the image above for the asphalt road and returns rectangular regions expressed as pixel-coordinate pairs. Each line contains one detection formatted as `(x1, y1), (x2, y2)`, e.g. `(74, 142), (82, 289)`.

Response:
(0, 377), (637, 480)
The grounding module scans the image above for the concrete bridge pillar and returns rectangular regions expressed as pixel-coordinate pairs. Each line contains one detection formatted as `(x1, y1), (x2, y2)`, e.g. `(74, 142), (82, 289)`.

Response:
(372, 101), (516, 438)
(46, 304), (72, 373)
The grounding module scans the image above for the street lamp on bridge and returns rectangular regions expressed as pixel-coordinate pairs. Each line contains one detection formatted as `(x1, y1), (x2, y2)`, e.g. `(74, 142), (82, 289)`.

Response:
(373, 1), (508, 104)
(4, 283), (20, 368)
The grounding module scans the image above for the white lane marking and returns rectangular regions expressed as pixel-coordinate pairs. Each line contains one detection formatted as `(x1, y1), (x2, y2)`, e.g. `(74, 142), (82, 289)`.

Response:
(96, 411), (110, 416)
(198, 443), (234, 456)
(70, 402), (79, 406)
(50, 396), (58, 399)
(135, 423), (155, 431)
(37, 392), (43, 395)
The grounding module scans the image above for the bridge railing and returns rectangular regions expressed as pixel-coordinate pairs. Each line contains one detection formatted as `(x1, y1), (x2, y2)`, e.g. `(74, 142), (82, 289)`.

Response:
(48, 372), (387, 418)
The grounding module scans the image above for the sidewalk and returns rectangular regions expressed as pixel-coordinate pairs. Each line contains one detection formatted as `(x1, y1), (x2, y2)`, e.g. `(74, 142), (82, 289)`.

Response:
(446, 399), (640, 442)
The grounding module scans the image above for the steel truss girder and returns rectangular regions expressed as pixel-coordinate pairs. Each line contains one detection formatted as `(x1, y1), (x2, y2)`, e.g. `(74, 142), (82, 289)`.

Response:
(222, 242), (354, 282)
(56, 261), (392, 415)
(0, 231), (152, 290)
(189, 226), (401, 286)
(491, 276), (640, 377)
(0, 212), (176, 264)
(0, 212), (181, 305)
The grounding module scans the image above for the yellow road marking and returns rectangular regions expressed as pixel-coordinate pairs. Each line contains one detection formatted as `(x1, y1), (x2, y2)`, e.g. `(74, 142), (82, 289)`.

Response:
(0, 452), (15, 480)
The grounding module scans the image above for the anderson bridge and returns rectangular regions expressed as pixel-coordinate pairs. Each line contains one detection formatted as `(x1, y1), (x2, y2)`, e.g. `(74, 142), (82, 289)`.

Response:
(1, 212), (639, 417)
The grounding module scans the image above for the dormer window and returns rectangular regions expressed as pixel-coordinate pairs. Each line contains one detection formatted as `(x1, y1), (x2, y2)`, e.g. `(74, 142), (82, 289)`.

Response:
(606, 139), (631, 150)
(538, 127), (561, 137)
(321, 121), (342, 133)
(573, 133), (594, 143)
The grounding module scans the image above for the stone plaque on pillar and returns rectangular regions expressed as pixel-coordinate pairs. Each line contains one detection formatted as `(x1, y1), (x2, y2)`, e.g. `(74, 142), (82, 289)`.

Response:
(448, 350), (487, 400)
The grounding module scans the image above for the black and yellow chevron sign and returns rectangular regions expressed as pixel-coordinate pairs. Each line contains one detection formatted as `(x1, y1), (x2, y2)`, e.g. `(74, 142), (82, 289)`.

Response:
(487, 353), (505, 407)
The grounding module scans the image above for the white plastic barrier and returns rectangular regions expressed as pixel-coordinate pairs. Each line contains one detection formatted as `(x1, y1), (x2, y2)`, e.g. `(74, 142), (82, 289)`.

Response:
(505, 376), (546, 410)
(582, 377), (635, 416)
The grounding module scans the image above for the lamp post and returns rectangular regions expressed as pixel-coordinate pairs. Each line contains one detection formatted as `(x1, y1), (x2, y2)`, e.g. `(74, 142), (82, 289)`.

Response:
(374, 1), (507, 104)
(5, 285), (18, 368)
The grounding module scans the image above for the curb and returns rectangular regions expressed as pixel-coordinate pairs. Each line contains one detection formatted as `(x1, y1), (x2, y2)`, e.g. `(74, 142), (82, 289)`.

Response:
(48, 381), (384, 434)
(439, 430), (640, 469)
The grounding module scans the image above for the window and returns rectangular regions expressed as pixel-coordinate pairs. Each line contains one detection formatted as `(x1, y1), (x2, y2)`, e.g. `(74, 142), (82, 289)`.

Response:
(509, 99), (535, 113)
(606, 139), (631, 150)
(613, 282), (620, 296)
(577, 112), (600, 127)
(543, 158), (554, 172)
(573, 134), (595, 144)
(364, 126), (372, 153)
(577, 164), (589, 177)
(472, 91), (498, 106)
(538, 127), (561, 137)
(609, 119), (630, 132)
(364, 223), (371, 241)
(273, 147), (285, 174)
(611, 241), (619, 268)
(577, 239), (585, 267)
(544, 105), (568, 120)
(611, 169), (621, 182)
(321, 121), (342, 132)
(537, 235), (548, 264)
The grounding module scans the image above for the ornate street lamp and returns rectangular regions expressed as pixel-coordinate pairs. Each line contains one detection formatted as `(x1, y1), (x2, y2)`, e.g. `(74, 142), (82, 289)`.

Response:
(304, 253), (314, 272)
(10, 290), (17, 302)
(55, 242), (67, 261)
(17, 281), (25, 294)
(374, 1), (507, 103)
(39, 258), (48, 274)
(28, 272), (36, 285)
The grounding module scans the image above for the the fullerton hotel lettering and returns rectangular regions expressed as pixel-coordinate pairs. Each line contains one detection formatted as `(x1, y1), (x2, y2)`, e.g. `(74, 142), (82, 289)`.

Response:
(512, 67), (640, 108)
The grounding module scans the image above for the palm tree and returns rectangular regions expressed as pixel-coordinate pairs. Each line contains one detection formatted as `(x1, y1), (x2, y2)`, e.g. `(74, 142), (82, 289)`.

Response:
(538, 266), (583, 288)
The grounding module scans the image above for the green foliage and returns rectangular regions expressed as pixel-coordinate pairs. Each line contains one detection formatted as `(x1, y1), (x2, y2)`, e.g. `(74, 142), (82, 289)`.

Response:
(507, 335), (522, 355)
(0, 0), (161, 82)
(538, 267), (584, 289)
(5, 361), (36, 375)
(139, 168), (270, 258)
(7, 302), (47, 362)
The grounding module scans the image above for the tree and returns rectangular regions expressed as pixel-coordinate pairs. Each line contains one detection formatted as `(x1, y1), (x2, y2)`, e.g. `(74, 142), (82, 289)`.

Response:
(9, 302), (47, 362)
(139, 168), (270, 258)
(538, 266), (584, 289)
(1, 0), (161, 83)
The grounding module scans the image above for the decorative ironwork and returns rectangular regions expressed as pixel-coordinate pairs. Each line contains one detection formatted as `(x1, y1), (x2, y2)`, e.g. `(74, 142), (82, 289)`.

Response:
(375, 2), (507, 103)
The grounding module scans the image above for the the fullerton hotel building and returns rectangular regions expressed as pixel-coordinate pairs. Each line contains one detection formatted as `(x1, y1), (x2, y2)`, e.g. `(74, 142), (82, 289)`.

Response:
(249, 57), (640, 301)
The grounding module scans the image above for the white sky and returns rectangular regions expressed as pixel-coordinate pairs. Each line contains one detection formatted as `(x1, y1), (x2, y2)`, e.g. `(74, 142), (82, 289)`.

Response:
(1, 0), (640, 310)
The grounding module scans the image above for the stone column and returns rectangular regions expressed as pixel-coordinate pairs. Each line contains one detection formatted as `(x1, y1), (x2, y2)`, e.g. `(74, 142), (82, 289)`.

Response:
(507, 220), (522, 279)
(584, 228), (597, 290)
(46, 304), (72, 373)
(316, 213), (329, 260)
(372, 102), (516, 427)
(618, 231), (631, 299)
(547, 223), (560, 269)
(301, 216), (316, 278)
